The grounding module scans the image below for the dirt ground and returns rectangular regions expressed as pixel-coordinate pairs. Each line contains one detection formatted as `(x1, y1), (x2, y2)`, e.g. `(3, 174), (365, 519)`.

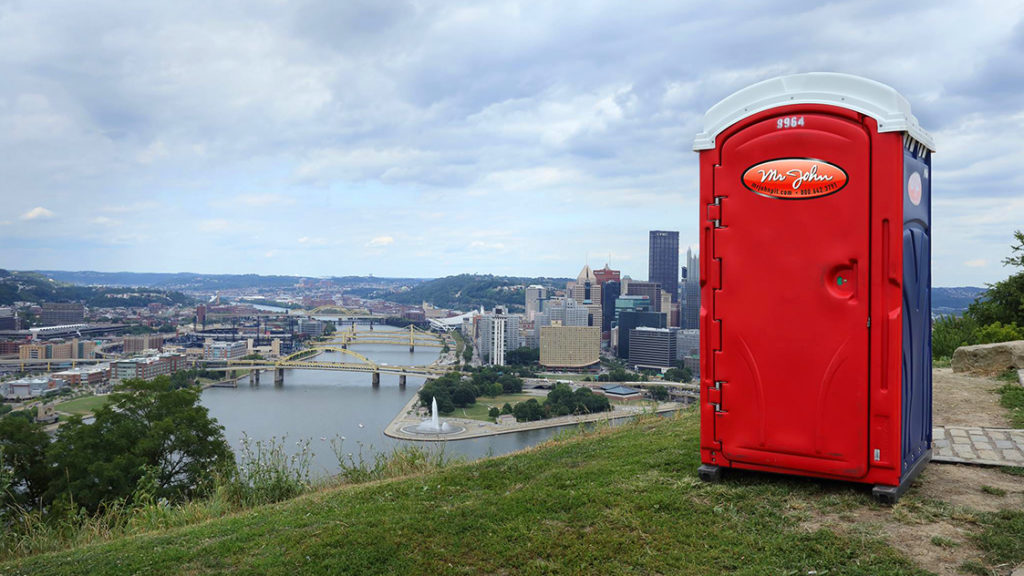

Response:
(799, 369), (1023, 576)
(932, 367), (1012, 428)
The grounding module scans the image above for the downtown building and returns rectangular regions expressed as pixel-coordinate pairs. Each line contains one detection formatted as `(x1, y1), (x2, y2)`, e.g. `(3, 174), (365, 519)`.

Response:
(682, 247), (700, 330)
(524, 285), (547, 322)
(539, 323), (600, 370)
(476, 307), (523, 366)
(628, 327), (678, 371)
(570, 265), (603, 330)
(649, 231), (679, 303)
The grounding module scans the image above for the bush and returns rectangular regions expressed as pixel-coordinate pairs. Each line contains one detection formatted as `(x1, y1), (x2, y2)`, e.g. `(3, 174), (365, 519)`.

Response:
(488, 407), (500, 419)
(932, 315), (979, 358)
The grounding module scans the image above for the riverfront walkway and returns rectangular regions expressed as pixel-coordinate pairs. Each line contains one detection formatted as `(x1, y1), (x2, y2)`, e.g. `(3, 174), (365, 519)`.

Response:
(384, 392), (684, 442)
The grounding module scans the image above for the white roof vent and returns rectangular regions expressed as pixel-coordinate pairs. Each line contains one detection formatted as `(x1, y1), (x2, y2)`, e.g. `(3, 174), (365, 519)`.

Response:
(693, 72), (935, 151)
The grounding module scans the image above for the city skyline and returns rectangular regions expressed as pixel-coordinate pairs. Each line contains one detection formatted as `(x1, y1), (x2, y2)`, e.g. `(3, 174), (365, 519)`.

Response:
(2, 2), (1023, 286)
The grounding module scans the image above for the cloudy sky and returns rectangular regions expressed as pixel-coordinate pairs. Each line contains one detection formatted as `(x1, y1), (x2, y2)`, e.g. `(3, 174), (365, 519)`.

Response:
(2, 1), (1022, 286)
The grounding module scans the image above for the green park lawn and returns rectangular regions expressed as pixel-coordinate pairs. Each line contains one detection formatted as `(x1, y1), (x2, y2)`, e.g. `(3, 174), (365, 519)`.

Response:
(451, 393), (546, 421)
(55, 394), (111, 416)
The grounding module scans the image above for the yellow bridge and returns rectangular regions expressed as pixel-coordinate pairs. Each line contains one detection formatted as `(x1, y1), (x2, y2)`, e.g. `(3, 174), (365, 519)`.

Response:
(213, 345), (452, 386)
(327, 324), (445, 351)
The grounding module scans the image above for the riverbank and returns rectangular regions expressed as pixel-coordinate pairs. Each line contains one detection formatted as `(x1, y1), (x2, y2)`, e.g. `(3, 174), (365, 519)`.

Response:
(384, 388), (684, 441)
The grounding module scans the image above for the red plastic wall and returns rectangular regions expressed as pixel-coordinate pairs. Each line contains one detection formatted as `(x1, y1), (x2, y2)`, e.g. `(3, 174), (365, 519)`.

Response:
(699, 104), (905, 488)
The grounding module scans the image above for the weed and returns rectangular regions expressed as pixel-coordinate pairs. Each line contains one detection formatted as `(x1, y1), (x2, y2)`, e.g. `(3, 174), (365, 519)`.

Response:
(930, 535), (959, 548)
(958, 559), (992, 575)
(980, 485), (1007, 497)
(331, 438), (457, 484)
(1000, 466), (1024, 477)
(996, 382), (1024, 428)
(223, 434), (314, 507)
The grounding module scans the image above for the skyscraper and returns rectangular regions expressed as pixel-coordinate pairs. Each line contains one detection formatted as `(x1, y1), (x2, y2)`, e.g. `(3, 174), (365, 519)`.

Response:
(525, 285), (547, 321)
(649, 231), (680, 303)
(683, 247), (700, 329)
(571, 265), (602, 330)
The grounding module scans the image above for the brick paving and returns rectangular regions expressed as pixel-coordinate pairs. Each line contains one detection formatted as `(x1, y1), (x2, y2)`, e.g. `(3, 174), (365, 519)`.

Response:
(933, 426), (1024, 467)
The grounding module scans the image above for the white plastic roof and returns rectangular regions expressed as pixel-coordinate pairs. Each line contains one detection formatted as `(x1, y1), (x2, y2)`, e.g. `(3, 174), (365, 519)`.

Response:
(693, 73), (935, 152)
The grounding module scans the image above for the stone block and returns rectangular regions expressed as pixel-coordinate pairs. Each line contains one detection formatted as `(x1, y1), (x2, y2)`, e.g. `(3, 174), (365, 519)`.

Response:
(951, 340), (1024, 374)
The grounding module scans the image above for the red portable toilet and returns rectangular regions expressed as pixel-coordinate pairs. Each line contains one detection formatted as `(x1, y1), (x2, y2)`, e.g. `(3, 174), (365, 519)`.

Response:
(693, 73), (934, 503)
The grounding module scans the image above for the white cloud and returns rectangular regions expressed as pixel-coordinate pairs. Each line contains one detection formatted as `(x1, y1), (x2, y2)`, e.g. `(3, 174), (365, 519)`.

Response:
(237, 193), (295, 207)
(197, 219), (231, 233)
(366, 236), (394, 248)
(965, 259), (988, 268)
(20, 207), (54, 220)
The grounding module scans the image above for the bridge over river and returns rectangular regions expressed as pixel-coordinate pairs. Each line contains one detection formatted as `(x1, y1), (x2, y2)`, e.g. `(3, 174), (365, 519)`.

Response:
(203, 331), (454, 387)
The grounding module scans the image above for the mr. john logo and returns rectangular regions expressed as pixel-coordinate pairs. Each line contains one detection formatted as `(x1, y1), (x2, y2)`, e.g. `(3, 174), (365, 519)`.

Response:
(742, 158), (848, 199)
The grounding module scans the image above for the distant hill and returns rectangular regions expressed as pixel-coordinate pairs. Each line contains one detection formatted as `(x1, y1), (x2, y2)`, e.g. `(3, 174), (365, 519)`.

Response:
(377, 274), (572, 312)
(932, 286), (985, 316)
(0, 269), (193, 308)
(32, 271), (426, 291)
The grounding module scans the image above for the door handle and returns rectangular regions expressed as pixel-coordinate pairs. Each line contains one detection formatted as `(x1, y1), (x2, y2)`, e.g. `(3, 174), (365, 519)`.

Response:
(826, 260), (857, 300)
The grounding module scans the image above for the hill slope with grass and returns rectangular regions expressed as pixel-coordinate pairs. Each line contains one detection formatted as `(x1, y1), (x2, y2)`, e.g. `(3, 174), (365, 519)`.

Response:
(3, 408), (1022, 576)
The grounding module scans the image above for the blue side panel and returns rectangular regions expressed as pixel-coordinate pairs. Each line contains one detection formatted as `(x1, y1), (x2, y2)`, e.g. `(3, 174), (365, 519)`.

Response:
(901, 144), (932, 477)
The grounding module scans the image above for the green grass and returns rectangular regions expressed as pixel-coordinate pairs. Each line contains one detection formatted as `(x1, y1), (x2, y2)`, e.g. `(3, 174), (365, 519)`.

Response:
(54, 395), (110, 416)
(1, 410), (932, 576)
(452, 393), (545, 421)
(996, 370), (1024, 427)
(970, 509), (1024, 570)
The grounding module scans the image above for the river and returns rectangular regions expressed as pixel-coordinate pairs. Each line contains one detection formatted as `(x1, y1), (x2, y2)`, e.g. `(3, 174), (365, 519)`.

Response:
(200, 326), (569, 477)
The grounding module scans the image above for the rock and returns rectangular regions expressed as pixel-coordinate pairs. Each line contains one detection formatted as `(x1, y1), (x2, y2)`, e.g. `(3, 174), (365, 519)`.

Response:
(951, 340), (1024, 375)
(1012, 563), (1024, 576)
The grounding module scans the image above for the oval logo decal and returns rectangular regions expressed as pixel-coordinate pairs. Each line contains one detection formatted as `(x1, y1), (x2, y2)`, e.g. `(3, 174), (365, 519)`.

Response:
(742, 158), (848, 199)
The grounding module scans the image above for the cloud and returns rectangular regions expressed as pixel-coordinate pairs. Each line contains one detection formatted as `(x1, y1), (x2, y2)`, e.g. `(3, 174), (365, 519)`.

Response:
(964, 259), (988, 268)
(197, 219), (231, 233)
(237, 193), (295, 207)
(366, 236), (394, 248)
(20, 207), (54, 220)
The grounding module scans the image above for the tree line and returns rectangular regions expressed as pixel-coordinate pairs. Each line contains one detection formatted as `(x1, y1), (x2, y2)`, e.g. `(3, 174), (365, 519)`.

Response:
(933, 230), (1024, 358)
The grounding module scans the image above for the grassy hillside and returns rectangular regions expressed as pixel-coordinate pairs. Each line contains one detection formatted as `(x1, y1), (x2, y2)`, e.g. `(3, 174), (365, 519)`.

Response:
(4, 410), (970, 576)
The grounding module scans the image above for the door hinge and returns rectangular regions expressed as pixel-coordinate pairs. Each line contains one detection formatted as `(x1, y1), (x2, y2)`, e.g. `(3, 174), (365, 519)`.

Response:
(867, 317), (871, 328)
(709, 196), (725, 228)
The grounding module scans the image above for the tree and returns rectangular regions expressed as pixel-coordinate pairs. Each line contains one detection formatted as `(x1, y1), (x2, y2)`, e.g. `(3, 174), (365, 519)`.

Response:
(500, 403), (513, 415)
(664, 367), (692, 383)
(0, 412), (50, 509)
(462, 343), (474, 364)
(44, 377), (234, 513)
(498, 374), (523, 394)
(650, 385), (669, 401)
(488, 406), (500, 418)
(451, 384), (477, 408)
(968, 230), (1024, 327)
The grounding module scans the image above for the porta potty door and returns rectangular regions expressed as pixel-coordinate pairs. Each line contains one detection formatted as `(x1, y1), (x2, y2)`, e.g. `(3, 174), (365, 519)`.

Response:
(712, 110), (871, 479)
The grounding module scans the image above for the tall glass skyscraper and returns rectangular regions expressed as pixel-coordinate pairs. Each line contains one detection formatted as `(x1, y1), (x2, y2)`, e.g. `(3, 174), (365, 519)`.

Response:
(649, 230), (679, 302)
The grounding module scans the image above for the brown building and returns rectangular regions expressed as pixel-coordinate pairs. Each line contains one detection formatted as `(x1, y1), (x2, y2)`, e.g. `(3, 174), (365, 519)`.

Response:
(53, 364), (112, 386)
(625, 281), (663, 313)
(123, 335), (165, 355)
(593, 264), (621, 286)
(540, 324), (600, 369)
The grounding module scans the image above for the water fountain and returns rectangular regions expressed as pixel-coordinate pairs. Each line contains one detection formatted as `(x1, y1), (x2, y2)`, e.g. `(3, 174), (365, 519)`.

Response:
(402, 397), (463, 435)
